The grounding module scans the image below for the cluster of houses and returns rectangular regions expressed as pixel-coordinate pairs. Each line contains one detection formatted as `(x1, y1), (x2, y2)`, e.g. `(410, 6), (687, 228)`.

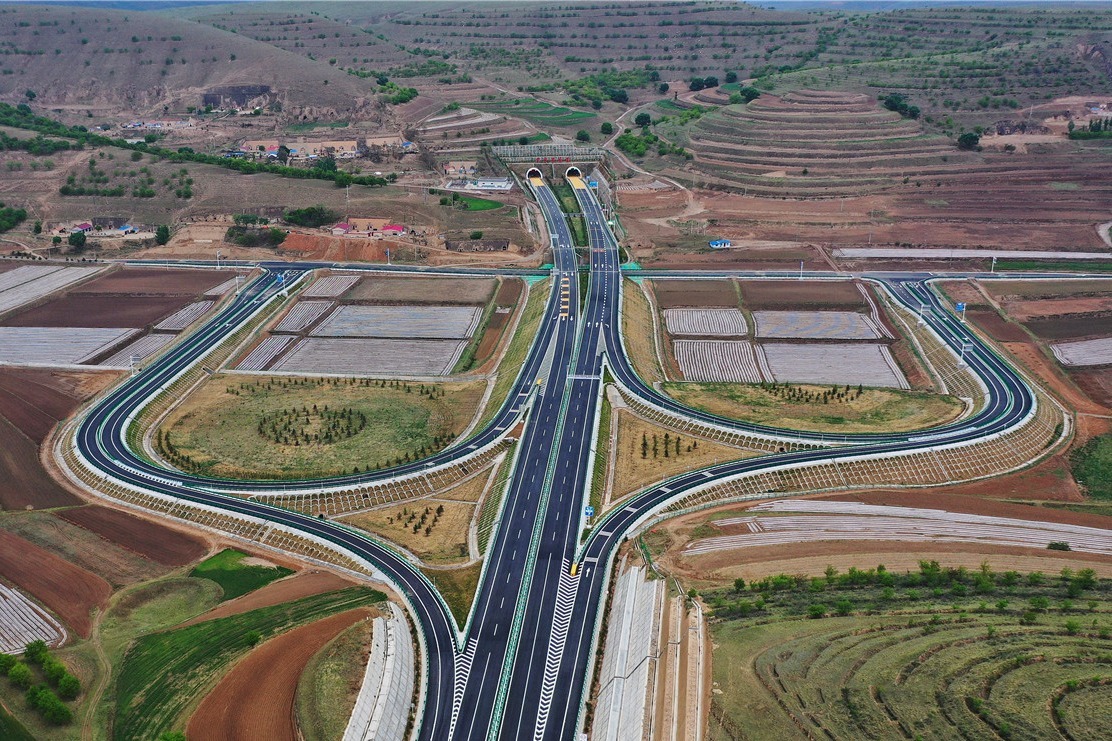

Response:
(441, 161), (515, 191)
(121, 120), (194, 131)
(223, 137), (413, 162)
(328, 218), (408, 238)
(54, 217), (144, 239)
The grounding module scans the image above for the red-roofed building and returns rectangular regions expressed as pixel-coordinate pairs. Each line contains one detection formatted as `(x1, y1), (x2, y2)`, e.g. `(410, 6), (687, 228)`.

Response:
(331, 223), (352, 236)
(382, 224), (406, 235)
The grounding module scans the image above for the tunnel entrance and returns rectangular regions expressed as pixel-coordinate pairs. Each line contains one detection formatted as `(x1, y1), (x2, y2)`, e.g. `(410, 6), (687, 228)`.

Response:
(526, 167), (543, 179)
(565, 166), (583, 179)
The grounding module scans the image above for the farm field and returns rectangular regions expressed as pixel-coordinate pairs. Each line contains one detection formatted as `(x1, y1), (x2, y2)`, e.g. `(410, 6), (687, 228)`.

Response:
(664, 308), (747, 337)
(1052, 337), (1112, 367)
(113, 587), (385, 741)
(236, 335), (294, 372)
(0, 326), (137, 365)
(160, 374), (484, 479)
(310, 305), (482, 339)
(72, 268), (234, 296)
(739, 280), (868, 311)
(651, 279), (738, 309)
(470, 99), (596, 129)
(273, 337), (468, 376)
(56, 505), (207, 567)
(182, 571), (355, 627)
(189, 549), (294, 602)
(0, 265), (104, 316)
(295, 616), (375, 741)
(752, 310), (887, 340)
(153, 301), (213, 331)
(302, 275), (360, 299)
(273, 300), (333, 333)
(702, 565), (1112, 741)
(187, 608), (373, 741)
(0, 583), (66, 653)
(673, 340), (766, 384)
(98, 333), (176, 368)
(344, 275), (497, 305)
(764, 343), (909, 389)
(661, 382), (963, 434)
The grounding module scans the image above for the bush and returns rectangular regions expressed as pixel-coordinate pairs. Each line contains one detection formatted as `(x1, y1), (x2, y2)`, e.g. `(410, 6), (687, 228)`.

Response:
(469, 231), (483, 240)
(155, 224), (170, 245)
(1047, 541), (1071, 551)
(575, 129), (591, 142)
(957, 132), (980, 150)
(283, 205), (339, 228)
(807, 603), (826, 619)
(600, 122), (613, 135)
(634, 112), (652, 127)
(8, 662), (32, 689)
(67, 230), (86, 250)
(26, 685), (71, 725)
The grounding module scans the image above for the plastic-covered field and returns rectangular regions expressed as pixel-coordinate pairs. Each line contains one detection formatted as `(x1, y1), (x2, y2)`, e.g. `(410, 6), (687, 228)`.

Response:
(762, 343), (908, 389)
(664, 308), (748, 336)
(273, 337), (467, 376)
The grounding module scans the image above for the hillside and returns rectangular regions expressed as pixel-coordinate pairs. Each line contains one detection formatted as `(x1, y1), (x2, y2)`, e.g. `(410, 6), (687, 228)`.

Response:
(0, 4), (381, 121)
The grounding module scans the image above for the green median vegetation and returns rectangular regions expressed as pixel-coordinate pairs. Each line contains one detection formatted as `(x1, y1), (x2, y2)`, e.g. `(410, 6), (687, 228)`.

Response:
(189, 549), (293, 601)
(703, 561), (1111, 740)
(114, 587), (384, 740)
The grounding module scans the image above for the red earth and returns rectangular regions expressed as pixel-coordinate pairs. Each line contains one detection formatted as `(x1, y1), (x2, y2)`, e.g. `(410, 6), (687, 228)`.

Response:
(57, 505), (208, 567)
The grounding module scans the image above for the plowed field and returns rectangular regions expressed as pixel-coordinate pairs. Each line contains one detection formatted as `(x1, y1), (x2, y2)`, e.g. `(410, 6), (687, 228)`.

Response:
(739, 280), (866, 310)
(181, 571), (354, 626)
(186, 609), (372, 741)
(652, 279), (737, 308)
(345, 275), (496, 305)
(73, 268), (234, 296)
(1, 294), (190, 328)
(0, 529), (110, 637)
(57, 505), (207, 566)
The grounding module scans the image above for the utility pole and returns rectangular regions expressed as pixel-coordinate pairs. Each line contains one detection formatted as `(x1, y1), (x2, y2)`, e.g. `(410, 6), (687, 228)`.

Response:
(798, 260), (804, 280)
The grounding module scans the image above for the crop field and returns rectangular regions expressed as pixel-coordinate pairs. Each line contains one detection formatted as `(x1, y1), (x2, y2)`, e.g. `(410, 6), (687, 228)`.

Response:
(302, 275), (360, 298)
(310, 305), (482, 340)
(1, 293), (189, 329)
(763, 343), (909, 389)
(470, 99), (596, 128)
(205, 277), (240, 297)
(1052, 337), (1112, 367)
(703, 562), (1112, 741)
(0, 583), (65, 653)
(161, 375), (484, 479)
(673, 340), (767, 383)
(652, 280), (737, 309)
(1026, 314), (1112, 341)
(345, 276), (498, 306)
(664, 309), (748, 337)
(274, 300), (334, 333)
(98, 333), (176, 368)
(686, 499), (1112, 558)
(0, 265), (103, 316)
(113, 587), (384, 741)
(0, 326), (137, 365)
(739, 280), (868, 311)
(236, 335), (295, 372)
(190, 549), (294, 602)
(153, 301), (213, 331)
(187, 608), (371, 741)
(273, 337), (467, 376)
(73, 267), (233, 296)
(56, 505), (206, 567)
(752, 310), (887, 340)
(662, 382), (962, 434)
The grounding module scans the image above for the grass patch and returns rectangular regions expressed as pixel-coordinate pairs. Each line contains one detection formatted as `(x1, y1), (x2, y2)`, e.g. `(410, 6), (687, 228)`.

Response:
(454, 194), (504, 211)
(549, 181), (588, 246)
(621, 279), (665, 384)
(1048, 181), (1081, 191)
(0, 705), (34, 741)
(295, 617), (374, 741)
(994, 259), (1112, 274)
(161, 375), (485, 479)
(189, 549), (293, 601)
(100, 578), (223, 657)
(423, 563), (481, 628)
(703, 562), (1111, 741)
(589, 393), (612, 519)
(1070, 434), (1112, 500)
(343, 499), (475, 565)
(662, 381), (964, 434)
(113, 586), (383, 741)
(474, 279), (550, 433)
(471, 99), (595, 128)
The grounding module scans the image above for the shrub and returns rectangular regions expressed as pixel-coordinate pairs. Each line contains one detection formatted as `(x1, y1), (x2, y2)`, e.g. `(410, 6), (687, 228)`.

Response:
(1047, 541), (1071, 551)
(807, 603), (826, 619)
(283, 205), (339, 228)
(469, 231), (483, 240)
(600, 122), (613, 135)
(8, 662), (32, 689)
(155, 224), (170, 245)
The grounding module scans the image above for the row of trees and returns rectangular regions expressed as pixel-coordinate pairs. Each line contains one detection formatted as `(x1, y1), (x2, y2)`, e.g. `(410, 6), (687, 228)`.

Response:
(0, 640), (80, 726)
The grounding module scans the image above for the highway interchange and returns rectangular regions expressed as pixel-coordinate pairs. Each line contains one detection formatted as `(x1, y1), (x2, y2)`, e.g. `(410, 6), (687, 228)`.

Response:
(68, 170), (1048, 740)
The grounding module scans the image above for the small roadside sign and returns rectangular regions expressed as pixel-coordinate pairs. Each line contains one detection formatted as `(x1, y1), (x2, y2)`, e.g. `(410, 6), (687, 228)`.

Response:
(584, 506), (595, 518)
(955, 302), (966, 312)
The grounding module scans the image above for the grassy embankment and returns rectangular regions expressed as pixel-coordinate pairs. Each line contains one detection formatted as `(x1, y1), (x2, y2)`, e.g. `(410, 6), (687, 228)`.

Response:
(662, 382), (964, 434)
(295, 617), (375, 741)
(620, 279), (666, 385)
(160, 375), (484, 479)
(702, 562), (1111, 740)
(548, 181), (588, 247)
(473, 279), (550, 434)
(189, 549), (293, 601)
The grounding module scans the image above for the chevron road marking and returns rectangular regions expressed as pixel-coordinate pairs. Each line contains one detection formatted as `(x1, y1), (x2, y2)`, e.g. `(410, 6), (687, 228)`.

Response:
(532, 561), (580, 740)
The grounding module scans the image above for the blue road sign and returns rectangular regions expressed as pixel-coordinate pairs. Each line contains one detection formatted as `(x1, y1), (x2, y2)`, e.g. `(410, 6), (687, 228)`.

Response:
(584, 505), (595, 518)
(955, 302), (966, 312)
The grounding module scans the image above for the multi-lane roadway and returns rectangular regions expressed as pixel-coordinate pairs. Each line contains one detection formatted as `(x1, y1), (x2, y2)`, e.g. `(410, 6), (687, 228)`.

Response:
(68, 171), (1046, 740)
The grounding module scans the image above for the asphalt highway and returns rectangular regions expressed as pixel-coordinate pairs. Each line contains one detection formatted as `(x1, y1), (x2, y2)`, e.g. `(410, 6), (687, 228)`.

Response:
(70, 173), (1046, 740)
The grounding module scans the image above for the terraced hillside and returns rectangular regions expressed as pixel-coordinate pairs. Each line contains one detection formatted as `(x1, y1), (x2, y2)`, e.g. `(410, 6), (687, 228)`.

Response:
(666, 91), (968, 198)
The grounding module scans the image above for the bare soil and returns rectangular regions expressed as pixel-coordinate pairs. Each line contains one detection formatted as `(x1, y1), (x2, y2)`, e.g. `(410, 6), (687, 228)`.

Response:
(186, 609), (373, 741)
(1, 294), (193, 328)
(343, 275), (497, 305)
(181, 571), (356, 627)
(57, 505), (207, 566)
(739, 280), (867, 310)
(73, 268), (235, 296)
(0, 529), (111, 637)
(966, 309), (1030, 342)
(652, 279), (737, 309)
(1025, 313), (1112, 341)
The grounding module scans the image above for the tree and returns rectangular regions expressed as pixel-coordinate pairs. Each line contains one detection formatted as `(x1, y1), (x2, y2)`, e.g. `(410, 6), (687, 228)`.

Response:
(600, 122), (614, 135)
(312, 156), (337, 173)
(7, 661), (32, 689)
(56, 673), (80, 700)
(277, 144), (291, 165)
(634, 112), (652, 127)
(67, 230), (86, 250)
(33, 220), (42, 234)
(725, 71), (738, 83)
(590, 99), (603, 111)
(24, 89), (36, 102)
(688, 77), (706, 92)
(575, 129), (591, 142)
(658, 82), (669, 95)
(703, 76), (719, 88)
(469, 230), (484, 240)
(608, 88), (629, 104)
(155, 225), (170, 245)
(957, 132), (980, 150)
